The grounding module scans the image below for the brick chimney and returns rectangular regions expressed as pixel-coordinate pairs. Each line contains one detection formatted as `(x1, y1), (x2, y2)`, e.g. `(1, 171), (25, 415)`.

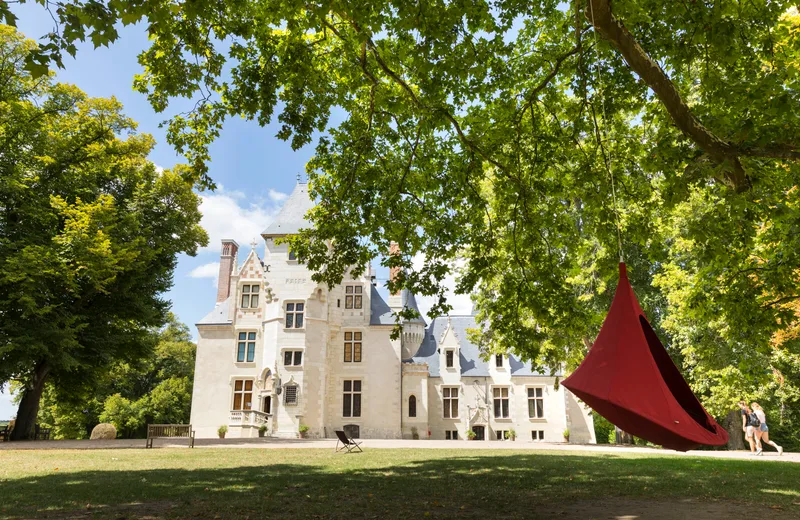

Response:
(388, 241), (402, 310)
(216, 239), (239, 303)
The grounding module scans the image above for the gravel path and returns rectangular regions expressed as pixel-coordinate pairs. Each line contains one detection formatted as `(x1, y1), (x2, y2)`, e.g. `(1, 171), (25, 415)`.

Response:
(1, 437), (796, 462)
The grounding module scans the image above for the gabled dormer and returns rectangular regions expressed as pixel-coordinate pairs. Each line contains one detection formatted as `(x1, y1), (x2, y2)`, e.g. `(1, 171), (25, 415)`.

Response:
(236, 246), (269, 314)
(439, 318), (461, 373)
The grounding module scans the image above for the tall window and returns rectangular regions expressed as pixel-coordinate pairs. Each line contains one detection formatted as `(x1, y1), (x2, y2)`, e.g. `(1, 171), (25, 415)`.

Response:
(443, 387), (459, 418)
(493, 387), (510, 418)
(344, 331), (362, 362)
(288, 249), (297, 261)
(408, 395), (417, 418)
(345, 285), (363, 309)
(343, 380), (362, 417)
(528, 387), (544, 418)
(237, 332), (256, 362)
(263, 395), (272, 414)
(445, 350), (454, 368)
(283, 350), (303, 366)
(240, 284), (260, 308)
(284, 385), (298, 406)
(232, 380), (253, 410)
(495, 354), (503, 368)
(285, 302), (304, 328)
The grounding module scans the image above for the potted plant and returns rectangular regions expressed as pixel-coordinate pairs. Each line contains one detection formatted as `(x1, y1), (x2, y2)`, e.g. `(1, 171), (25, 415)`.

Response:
(258, 424), (267, 438)
(218, 425), (228, 439)
(298, 424), (310, 438)
(467, 430), (477, 440)
(509, 429), (516, 441)
(563, 428), (570, 443)
(411, 427), (420, 440)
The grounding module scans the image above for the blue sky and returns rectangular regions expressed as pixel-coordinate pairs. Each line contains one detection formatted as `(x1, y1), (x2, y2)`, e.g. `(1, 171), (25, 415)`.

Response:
(0, 5), (472, 420)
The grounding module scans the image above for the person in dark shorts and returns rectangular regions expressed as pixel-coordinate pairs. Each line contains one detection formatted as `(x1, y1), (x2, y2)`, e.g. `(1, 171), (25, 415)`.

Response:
(738, 401), (756, 453)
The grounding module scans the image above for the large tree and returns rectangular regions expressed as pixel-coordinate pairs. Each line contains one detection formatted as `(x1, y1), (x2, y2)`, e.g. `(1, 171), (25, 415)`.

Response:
(0, 25), (207, 440)
(3, 1), (800, 420)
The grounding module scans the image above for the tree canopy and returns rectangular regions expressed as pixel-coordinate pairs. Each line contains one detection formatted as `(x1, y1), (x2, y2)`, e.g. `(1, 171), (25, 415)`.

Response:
(3, 1), (800, 419)
(34, 314), (196, 439)
(0, 25), (207, 439)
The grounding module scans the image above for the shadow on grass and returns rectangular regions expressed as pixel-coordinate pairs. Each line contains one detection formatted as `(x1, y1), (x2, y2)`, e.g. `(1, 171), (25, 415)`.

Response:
(2, 452), (800, 519)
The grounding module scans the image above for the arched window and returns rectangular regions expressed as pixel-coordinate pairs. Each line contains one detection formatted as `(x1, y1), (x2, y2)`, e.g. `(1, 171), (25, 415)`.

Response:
(409, 395), (417, 418)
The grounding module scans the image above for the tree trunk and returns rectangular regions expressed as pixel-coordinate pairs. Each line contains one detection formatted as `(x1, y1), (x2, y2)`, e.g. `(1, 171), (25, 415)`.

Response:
(722, 409), (746, 451)
(10, 361), (51, 441)
(615, 426), (635, 444)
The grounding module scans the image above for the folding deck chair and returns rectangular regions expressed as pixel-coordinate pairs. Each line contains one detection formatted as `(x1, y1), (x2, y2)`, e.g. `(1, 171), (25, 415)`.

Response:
(335, 430), (363, 453)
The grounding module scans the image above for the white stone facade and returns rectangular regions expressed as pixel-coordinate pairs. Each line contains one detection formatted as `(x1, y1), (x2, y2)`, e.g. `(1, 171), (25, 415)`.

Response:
(190, 183), (595, 443)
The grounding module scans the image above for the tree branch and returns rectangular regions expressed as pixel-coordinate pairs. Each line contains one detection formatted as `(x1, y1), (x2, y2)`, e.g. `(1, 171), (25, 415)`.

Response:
(587, 0), (752, 191)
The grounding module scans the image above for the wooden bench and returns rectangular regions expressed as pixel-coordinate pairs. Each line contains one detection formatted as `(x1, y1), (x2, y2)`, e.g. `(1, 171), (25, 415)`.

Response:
(146, 424), (195, 448)
(34, 425), (51, 440)
(0, 425), (10, 442)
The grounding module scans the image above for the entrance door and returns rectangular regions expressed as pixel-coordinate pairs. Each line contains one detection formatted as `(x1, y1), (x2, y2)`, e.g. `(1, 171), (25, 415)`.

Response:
(344, 424), (360, 439)
(263, 396), (271, 414)
(472, 425), (485, 440)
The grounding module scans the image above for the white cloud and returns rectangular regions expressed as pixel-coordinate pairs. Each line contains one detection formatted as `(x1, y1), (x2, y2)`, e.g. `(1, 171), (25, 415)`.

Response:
(188, 262), (220, 279)
(268, 189), (288, 203)
(154, 164), (165, 174)
(199, 190), (282, 253)
(411, 254), (473, 318)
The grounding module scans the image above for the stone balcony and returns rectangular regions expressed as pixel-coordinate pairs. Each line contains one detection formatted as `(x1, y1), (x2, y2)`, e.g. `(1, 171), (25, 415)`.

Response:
(229, 410), (271, 436)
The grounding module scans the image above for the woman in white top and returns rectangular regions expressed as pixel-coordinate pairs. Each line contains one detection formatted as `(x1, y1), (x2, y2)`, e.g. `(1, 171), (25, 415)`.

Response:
(751, 402), (783, 455)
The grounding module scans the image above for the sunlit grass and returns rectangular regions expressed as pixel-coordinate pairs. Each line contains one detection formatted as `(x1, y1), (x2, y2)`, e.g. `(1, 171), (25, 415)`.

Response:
(0, 448), (798, 519)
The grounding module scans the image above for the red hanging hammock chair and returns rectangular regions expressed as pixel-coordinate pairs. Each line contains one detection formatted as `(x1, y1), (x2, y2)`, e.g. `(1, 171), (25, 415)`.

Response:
(562, 263), (729, 451)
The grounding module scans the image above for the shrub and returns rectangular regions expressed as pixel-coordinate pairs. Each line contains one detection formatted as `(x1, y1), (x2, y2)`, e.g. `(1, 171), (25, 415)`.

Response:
(509, 429), (517, 440)
(410, 427), (419, 440)
(258, 425), (267, 434)
(592, 411), (614, 444)
(467, 430), (477, 440)
(218, 425), (228, 437)
(298, 424), (310, 437)
(563, 428), (570, 441)
(90, 423), (117, 440)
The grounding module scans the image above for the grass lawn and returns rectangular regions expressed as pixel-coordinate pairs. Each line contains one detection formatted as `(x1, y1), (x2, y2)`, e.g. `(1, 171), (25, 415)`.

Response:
(1, 448), (799, 519)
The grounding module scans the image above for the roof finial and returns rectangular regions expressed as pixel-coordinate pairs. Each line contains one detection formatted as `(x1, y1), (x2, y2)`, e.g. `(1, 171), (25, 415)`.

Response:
(250, 237), (258, 250)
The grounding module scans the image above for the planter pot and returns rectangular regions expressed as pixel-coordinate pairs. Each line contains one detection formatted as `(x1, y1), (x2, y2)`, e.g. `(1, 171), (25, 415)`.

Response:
(219, 434), (226, 439)
(258, 431), (265, 438)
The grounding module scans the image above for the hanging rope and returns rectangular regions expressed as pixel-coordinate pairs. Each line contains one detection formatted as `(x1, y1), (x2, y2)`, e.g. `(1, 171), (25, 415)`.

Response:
(588, 1), (624, 263)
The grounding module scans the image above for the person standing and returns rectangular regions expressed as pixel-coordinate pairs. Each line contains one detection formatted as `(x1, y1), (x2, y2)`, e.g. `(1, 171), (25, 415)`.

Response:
(751, 402), (784, 456)
(739, 401), (757, 453)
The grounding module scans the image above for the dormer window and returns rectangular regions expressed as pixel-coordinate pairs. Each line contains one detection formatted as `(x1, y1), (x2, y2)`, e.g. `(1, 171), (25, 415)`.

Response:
(288, 249), (297, 261)
(495, 354), (504, 368)
(445, 349), (455, 368)
(240, 284), (260, 308)
(345, 285), (363, 309)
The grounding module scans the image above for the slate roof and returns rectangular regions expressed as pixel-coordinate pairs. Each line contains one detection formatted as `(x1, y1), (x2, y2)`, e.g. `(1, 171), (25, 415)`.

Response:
(401, 289), (426, 325)
(409, 315), (559, 378)
(370, 285), (396, 325)
(197, 297), (231, 325)
(261, 182), (315, 237)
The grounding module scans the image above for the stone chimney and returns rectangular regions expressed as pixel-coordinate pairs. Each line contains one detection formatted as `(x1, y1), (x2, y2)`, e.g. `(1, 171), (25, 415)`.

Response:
(216, 239), (239, 303)
(388, 241), (402, 310)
